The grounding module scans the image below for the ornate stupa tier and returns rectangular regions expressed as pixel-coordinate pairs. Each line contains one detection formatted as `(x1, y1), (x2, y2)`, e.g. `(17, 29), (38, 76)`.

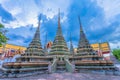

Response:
(77, 17), (93, 55)
(22, 16), (44, 56)
(49, 9), (69, 55)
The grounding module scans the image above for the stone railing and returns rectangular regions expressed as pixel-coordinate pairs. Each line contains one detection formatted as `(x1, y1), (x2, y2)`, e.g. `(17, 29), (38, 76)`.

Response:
(48, 57), (57, 73)
(65, 58), (75, 72)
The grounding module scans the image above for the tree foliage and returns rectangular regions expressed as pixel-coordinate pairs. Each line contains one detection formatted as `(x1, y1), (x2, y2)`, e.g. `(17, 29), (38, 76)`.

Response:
(112, 49), (120, 61)
(0, 23), (8, 47)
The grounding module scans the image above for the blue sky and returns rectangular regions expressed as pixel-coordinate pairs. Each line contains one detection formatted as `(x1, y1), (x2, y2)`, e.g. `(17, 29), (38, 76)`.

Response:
(0, 0), (120, 49)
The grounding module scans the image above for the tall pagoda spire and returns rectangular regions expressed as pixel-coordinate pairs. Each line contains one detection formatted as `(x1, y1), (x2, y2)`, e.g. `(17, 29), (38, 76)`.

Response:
(44, 32), (48, 55)
(56, 8), (62, 36)
(70, 32), (74, 55)
(32, 16), (41, 44)
(23, 15), (44, 56)
(50, 9), (69, 55)
(77, 16), (93, 55)
(78, 16), (87, 42)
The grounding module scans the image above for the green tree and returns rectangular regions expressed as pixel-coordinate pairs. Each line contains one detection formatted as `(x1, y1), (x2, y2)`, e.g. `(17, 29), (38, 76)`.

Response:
(112, 49), (120, 61)
(0, 23), (8, 47)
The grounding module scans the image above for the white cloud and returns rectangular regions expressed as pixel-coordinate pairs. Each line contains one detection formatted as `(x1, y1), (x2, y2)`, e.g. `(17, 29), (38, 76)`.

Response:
(96, 0), (120, 23)
(0, 0), (72, 46)
(8, 39), (26, 46)
(61, 16), (67, 23)
(113, 26), (120, 37)
(0, 0), (40, 28)
(0, 0), (71, 28)
(10, 7), (22, 16)
(104, 24), (120, 42)
(109, 41), (120, 49)
(0, 0), (8, 4)
(39, 0), (71, 18)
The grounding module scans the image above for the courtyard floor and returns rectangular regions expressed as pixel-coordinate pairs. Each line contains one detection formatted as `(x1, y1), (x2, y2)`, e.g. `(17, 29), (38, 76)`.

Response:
(0, 73), (120, 80)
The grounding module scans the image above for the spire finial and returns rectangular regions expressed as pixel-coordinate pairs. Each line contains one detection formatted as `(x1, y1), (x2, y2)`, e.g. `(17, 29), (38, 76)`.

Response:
(70, 31), (72, 43)
(45, 32), (47, 46)
(58, 8), (60, 28)
(56, 8), (62, 36)
(78, 16), (81, 26)
(58, 8), (60, 17)
(44, 32), (48, 54)
(78, 16), (83, 31)
(38, 14), (41, 28)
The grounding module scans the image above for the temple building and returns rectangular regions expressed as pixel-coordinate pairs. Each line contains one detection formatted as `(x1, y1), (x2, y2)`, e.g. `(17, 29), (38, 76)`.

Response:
(0, 44), (26, 60)
(1, 10), (120, 78)
(91, 42), (111, 60)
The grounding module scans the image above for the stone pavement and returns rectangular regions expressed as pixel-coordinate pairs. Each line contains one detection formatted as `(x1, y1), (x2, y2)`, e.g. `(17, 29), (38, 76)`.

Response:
(0, 73), (120, 80)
